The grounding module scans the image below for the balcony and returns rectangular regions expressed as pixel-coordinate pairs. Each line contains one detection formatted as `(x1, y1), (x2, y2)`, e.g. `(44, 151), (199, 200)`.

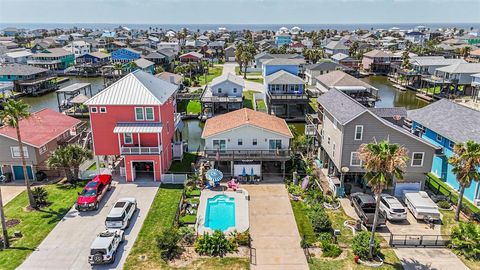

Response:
(267, 92), (309, 100)
(203, 149), (291, 161)
(121, 146), (161, 155)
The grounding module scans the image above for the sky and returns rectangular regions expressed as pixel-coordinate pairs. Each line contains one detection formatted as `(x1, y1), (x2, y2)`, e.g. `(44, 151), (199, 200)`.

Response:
(0, 0), (479, 25)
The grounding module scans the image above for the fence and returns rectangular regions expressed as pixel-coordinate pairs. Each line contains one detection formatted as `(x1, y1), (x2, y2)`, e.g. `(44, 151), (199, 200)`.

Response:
(249, 235), (256, 265)
(161, 173), (188, 184)
(173, 189), (187, 227)
(389, 234), (451, 247)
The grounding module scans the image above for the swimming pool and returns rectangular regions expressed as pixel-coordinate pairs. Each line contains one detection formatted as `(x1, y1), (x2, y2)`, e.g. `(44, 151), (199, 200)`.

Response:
(204, 194), (236, 231)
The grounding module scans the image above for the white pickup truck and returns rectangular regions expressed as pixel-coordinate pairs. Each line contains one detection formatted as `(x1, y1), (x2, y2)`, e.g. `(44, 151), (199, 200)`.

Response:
(88, 229), (124, 265)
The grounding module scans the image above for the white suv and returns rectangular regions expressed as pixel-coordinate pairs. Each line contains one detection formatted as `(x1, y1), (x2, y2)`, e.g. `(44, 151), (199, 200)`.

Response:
(105, 198), (137, 230)
(379, 194), (407, 221)
(88, 229), (124, 264)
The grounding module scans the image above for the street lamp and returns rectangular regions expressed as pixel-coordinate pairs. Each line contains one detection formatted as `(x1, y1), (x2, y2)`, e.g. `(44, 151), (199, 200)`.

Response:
(339, 166), (350, 197)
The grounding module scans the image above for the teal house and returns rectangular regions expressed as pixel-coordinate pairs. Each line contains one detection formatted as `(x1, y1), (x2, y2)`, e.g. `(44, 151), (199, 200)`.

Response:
(27, 48), (75, 70)
(408, 99), (480, 205)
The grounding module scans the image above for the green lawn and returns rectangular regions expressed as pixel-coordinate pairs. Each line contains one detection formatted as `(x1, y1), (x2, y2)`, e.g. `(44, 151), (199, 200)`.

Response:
(309, 249), (402, 270)
(245, 77), (263, 84)
(198, 66), (223, 85)
(124, 185), (184, 270)
(0, 182), (86, 270)
(255, 99), (267, 112)
(168, 152), (198, 173)
(309, 98), (318, 112)
(177, 100), (202, 115)
(419, 85), (465, 95)
(243, 90), (258, 110)
(235, 66), (261, 76)
(291, 200), (316, 246)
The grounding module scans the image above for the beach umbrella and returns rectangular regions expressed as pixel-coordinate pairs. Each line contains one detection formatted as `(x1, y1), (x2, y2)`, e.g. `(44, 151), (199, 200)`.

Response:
(250, 167), (254, 176)
(205, 168), (223, 183)
(242, 167), (246, 177)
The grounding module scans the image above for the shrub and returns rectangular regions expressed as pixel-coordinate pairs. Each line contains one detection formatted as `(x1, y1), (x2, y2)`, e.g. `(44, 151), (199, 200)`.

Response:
(450, 222), (480, 261)
(178, 226), (196, 245)
(156, 227), (184, 261)
(32, 187), (48, 207)
(323, 195), (338, 205)
(288, 183), (305, 197)
(195, 230), (237, 257)
(305, 187), (324, 205)
(309, 206), (332, 233)
(321, 241), (342, 258)
(229, 230), (250, 246)
(182, 78), (191, 87)
(352, 231), (380, 260)
(179, 214), (196, 225)
(437, 200), (451, 209)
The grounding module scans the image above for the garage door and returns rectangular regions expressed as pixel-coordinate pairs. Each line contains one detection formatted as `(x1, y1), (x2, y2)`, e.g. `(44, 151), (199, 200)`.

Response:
(12, 165), (34, 180)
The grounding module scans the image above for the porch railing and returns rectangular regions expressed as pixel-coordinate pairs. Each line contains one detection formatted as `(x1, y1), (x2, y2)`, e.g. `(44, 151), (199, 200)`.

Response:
(204, 149), (290, 160)
(120, 146), (161, 155)
(389, 234), (451, 247)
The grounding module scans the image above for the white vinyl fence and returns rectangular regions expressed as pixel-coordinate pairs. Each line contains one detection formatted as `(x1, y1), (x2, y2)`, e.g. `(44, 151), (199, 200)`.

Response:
(161, 173), (188, 184)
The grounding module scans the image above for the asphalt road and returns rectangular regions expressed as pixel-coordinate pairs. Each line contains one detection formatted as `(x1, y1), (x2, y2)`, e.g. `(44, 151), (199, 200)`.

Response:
(18, 180), (160, 270)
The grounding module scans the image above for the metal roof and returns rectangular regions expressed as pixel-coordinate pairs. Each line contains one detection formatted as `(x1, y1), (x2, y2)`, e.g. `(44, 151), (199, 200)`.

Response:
(57, 83), (91, 93)
(85, 70), (178, 106)
(210, 73), (245, 88)
(113, 122), (163, 133)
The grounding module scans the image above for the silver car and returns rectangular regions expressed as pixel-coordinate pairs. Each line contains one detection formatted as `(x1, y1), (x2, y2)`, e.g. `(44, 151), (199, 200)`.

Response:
(105, 198), (137, 230)
(379, 194), (407, 221)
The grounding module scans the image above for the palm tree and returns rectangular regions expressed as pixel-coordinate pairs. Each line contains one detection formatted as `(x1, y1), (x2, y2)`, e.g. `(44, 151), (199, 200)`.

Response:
(0, 100), (36, 209)
(235, 43), (244, 73)
(0, 187), (9, 248)
(359, 140), (408, 259)
(47, 144), (93, 183)
(448, 140), (480, 221)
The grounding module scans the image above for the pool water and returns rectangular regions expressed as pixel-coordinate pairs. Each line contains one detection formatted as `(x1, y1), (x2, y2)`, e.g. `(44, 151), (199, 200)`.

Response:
(204, 194), (236, 231)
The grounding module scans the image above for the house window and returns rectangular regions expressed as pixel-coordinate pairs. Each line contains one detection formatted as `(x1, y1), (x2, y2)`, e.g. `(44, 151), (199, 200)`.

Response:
(332, 143), (336, 158)
(167, 122), (170, 133)
(145, 107), (154, 121)
(252, 139), (257, 146)
(218, 88), (222, 94)
(99, 107), (107, 113)
(90, 107), (97, 113)
(124, 133), (133, 144)
(449, 141), (455, 149)
(327, 136), (330, 145)
(39, 145), (48, 155)
(436, 134), (443, 142)
(350, 152), (362, 166)
(135, 107), (144, 120)
(411, 152), (424, 167)
(11, 146), (28, 158)
(233, 88), (237, 93)
(355, 125), (363, 140)
(269, 139), (282, 149)
(238, 139), (243, 146)
(213, 139), (226, 151)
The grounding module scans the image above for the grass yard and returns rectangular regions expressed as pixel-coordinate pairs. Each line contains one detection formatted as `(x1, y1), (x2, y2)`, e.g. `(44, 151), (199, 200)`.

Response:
(245, 77), (263, 84)
(243, 90), (258, 110)
(309, 98), (318, 112)
(177, 100), (202, 115)
(419, 85), (465, 95)
(0, 182), (86, 270)
(309, 249), (402, 270)
(255, 99), (267, 112)
(235, 66), (261, 76)
(168, 152), (198, 173)
(198, 66), (223, 85)
(291, 200), (316, 246)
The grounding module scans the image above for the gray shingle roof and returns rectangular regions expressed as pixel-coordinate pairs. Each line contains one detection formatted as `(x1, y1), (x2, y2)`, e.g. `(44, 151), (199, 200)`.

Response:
(265, 70), (304, 85)
(407, 99), (480, 143)
(306, 60), (350, 71)
(0, 63), (47, 76)
(317, 88), (366, 124)
(262, 58), (305, 66)
(369, 107), (407, 118)
(210, 73), (245, 88)
(436, 63), (480, 74)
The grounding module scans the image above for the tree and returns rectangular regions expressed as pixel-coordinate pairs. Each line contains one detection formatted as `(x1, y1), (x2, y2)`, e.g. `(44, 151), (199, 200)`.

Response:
(0, 187), (9, 248)
(349, 41), (359, 57)
(359, 140), (408, 259)
(47, 144), (93, 183)
(240, 43), (256, 78)
(0, 100), (36, 209)
(235, 43), (244, 73)
(401, 51), (412, 70)
(448, 140), (480, 221)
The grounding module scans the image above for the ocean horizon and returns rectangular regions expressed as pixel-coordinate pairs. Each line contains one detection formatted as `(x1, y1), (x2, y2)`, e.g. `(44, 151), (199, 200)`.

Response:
(1, 22), (480, 32)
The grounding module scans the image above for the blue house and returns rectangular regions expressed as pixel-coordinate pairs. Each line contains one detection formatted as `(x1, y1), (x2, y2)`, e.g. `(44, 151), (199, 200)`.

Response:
(111, 48), (141, 63)
(132, 58), (155, 74)
(275, 33), (292, 47)
(76, 51), (111, 66)
(408, 99), (480, 204)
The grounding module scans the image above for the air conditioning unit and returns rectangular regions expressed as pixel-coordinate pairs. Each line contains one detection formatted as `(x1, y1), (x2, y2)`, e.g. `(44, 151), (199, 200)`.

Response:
(474, 199), (480, 207)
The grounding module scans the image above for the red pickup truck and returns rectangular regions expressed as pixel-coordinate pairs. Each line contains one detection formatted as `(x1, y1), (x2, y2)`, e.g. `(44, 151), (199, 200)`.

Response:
(76, 174), (112, 211)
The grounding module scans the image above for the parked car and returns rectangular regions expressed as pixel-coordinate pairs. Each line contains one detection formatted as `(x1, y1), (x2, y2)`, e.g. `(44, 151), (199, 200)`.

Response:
(379, 194), (407, 221)
(350, 192), (387, 228)
(105, 198), (137, 229)
(88, 229), (124, 265)
(75, 174), (112, 211)
(404, 191), (441, 221)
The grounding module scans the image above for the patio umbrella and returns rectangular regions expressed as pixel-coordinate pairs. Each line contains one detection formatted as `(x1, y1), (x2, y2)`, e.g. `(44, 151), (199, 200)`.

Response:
(250, 167), (254, 176)
(205, 168), (223, 183)
(242, 167), (246, 177)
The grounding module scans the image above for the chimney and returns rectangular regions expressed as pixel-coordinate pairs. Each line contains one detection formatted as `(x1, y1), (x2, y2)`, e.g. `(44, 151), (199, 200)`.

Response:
(169, 75), (175, 84)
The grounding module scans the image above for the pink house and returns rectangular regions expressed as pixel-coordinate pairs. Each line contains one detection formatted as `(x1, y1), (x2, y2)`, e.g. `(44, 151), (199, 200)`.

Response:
(85, 70), (178, 182)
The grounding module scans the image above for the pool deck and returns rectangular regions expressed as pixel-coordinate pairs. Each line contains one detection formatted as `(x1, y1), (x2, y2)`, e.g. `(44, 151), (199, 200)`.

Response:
(245, 184), (309, 270)
(196, 188), (249, 235)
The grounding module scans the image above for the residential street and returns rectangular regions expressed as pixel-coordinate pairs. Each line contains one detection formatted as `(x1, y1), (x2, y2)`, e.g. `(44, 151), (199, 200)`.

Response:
(18, 180), (160, 270)
(222, 62), (264, 92)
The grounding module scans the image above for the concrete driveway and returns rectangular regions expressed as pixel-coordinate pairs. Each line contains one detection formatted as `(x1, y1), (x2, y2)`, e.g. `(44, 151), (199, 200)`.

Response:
(222, 62), (264, 93)
(396, 248), (469, 270)
(1, 185), (25, 205)
(18, 180), (160, 270)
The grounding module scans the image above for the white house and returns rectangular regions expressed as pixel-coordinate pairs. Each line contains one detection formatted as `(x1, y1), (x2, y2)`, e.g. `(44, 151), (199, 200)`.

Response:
(63, 40), (91, 57)
(201, 108), (293, 179)
(201, 73), (245, 116)
(158, 42), (180, 54)
(2, 50), (33, 64)
(209, 73), (244, 97)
